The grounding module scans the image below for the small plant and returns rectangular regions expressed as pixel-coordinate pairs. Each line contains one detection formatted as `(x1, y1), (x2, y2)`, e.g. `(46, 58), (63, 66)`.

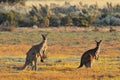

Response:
(32, 25), (38, 29)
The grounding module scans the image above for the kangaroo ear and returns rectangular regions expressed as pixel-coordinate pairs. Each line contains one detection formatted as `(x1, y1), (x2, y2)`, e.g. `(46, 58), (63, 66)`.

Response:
(95, 40), (97, 43)
(99, 40), (102, 43)
(45, 33), (48, 37)
(41, 34), (45, 40)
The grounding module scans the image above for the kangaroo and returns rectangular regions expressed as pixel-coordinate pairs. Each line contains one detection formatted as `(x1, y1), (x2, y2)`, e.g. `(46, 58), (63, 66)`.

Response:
(78, 40), (102, 68)
(109, 26), (116, 32)
(22, 34), (48, 70)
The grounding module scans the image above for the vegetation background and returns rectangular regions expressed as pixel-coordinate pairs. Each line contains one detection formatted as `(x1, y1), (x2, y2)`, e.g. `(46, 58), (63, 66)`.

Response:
(0, 0), (120, 29)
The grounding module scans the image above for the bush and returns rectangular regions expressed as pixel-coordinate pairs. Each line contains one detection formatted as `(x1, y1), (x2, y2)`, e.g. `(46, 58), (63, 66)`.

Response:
(49, 16), (61, 27)
(7, 11), (16, 25)
(96, 15), (120, 26)
(81, 19), (89, 27)
(39, 17), (50, 27)
(0, 12), (8, 24)
(72, 17), (89, 27)
(110, 16), (120, 26)
(61, 16), (72, 26)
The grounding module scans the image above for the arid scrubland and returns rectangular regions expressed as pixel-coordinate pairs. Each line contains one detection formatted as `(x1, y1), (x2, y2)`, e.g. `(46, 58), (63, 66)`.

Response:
(0, 0), (120, 80)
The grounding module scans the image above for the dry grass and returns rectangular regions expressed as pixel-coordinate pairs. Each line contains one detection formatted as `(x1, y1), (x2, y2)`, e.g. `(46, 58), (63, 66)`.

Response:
(26, 0), (120, 8)
(0, 27), (120, 80)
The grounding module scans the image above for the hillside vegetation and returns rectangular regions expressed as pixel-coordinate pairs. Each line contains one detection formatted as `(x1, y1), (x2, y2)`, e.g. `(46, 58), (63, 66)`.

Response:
(0, 0), (120, 31)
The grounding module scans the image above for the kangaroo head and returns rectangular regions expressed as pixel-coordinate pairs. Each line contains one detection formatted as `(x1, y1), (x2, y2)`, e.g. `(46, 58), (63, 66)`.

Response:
(95, 40), (102, 47)
(41, 34), (48, 41)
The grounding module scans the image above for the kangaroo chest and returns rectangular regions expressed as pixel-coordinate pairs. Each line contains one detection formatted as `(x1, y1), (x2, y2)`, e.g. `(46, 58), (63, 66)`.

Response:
(34, 43), (47, 52)
(91, 47), (100, 57)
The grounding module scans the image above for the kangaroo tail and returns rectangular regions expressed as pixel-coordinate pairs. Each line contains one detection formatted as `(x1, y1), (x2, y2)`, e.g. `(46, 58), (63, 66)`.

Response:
(77, 63), (83, 68)
(21, 60), (29, 70)
(20, 64), (27, 70)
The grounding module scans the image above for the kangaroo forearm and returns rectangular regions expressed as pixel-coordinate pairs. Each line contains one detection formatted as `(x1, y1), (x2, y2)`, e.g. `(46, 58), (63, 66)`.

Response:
(95, 55), (99, 60)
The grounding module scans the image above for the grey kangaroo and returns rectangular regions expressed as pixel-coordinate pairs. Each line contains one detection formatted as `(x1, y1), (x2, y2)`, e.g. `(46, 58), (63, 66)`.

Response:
(78, 40), (102, 68)
(22, 34), (48, 70)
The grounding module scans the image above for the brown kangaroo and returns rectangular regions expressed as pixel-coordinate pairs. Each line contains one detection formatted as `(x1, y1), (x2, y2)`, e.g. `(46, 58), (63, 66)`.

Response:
(22, 34), (48, 70)
(109, 26), (116, 32)
(78, 40), (102, 68)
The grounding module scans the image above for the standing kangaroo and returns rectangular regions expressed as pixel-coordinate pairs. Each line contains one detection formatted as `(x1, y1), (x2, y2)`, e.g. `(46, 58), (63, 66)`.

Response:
(22, 34), (48, 70)
(78, 40), (102, 68)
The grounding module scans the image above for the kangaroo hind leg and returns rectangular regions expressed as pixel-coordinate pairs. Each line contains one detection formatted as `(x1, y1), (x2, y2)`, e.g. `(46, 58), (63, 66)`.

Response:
(85, 61), (92, 68)
(31, 58), (37, 71)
